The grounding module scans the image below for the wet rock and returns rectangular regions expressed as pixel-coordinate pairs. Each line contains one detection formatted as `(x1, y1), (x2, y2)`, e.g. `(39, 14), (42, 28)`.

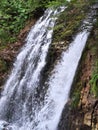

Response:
(84, 113), (91, 126)
(80, 124), (91, 130)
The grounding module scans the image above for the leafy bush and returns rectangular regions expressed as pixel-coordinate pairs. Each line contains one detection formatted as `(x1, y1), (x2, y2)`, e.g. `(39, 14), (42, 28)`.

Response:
(71, 91), (80, 108)
(47, 0), (68, 8)
(52, 0), (89, 42)
(0, 0), (48, 44)
(90, 61), (98, 97)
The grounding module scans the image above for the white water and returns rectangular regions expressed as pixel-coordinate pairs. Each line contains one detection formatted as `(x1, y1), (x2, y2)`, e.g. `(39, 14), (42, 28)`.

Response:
(0, 7), (65, 130)
(0, 6), (95, 130)
(32, 31), (90, 130)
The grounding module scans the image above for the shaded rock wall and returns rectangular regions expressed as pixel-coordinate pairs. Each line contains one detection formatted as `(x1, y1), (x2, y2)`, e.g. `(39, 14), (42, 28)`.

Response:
(58, 12), (98, 130)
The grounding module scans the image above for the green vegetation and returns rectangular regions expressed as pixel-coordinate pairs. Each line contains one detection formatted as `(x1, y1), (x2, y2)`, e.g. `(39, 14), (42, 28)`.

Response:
(90, 65), (98, 98)
(0, 0), (45, 44)
(0, 59), (7, 73)
(0, 0), (69, 45)
(71, 90), (81, 109)
(47, 0), (68, 8)
(52, 0), (90, 43)
(90, 15), (98, 98)
(0, 0), (95, 45)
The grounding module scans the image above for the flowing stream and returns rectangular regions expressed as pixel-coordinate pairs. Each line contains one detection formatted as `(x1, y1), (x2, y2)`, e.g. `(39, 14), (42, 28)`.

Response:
(0, 6), (95, 130)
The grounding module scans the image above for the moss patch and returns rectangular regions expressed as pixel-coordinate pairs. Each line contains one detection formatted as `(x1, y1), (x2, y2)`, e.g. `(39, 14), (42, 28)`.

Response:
(89, 14), (98, 98)
(0, 59), (7, 73)
(52, 0), (90, 43)
(70, 21), (98, 109)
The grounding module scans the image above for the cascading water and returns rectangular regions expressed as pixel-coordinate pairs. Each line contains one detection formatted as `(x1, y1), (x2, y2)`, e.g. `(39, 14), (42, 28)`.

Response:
(0, 5), (95, 130)
(32, 10), (96, 130)
(32, 32), (90, 130)
(0, 7), (65, 130)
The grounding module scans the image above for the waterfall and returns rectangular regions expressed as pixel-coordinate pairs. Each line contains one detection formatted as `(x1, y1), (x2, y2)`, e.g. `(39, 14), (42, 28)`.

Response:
(32, 32), (90, 130)
(0, 7), (65, 130)
(32, 10), (95, 130)
(0, 5), (95, 130)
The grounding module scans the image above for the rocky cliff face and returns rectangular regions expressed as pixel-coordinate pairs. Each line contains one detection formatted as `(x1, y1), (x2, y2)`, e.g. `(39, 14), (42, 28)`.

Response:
(69, 5), (98, 130)
(67, 26), (98, 130)
(58, 4), (98, 130)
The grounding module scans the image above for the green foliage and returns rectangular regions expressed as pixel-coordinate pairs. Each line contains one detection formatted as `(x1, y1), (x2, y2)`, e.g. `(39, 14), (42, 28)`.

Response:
(90, 61), (98, 97)
(0, 0), (45, 44)
(0, 0), (94, 45)
(70, 81), (82, 109)
(90, 15), (98, 98)
(0, 0), (70, 45)
(0, 59), (7, 73)
(71, 91), (80, 109)
(52, 0), (89, 42)
(47, 0), (68, 8)
(88, 0), (98, 4)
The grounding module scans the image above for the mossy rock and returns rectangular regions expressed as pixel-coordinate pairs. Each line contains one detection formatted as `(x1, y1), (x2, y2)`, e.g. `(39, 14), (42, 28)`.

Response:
(0, 59), (7, 73)
(52, 0), (89, 43)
